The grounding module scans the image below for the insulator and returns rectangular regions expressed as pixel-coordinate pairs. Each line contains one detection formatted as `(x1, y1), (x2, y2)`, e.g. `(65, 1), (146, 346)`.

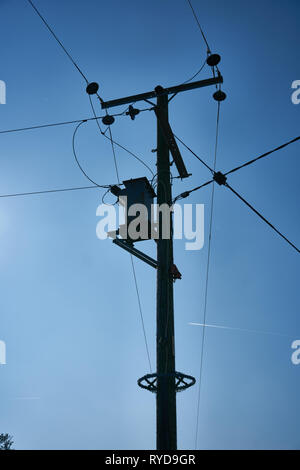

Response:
(86, 82), (99, 95)
(213, 90), (227, 102)
(213, 171), (227, 186)
(126, 105), (140, 120)
(102, 115), (115, 126)
(206, 54), (221, 67)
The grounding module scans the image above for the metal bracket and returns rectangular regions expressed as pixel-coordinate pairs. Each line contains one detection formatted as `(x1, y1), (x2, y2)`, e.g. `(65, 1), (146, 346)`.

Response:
(101, 76), (223, 109)
(112, 237), (157, 269)
(138, 371), (196, 393)
(154, 104), (189, 179)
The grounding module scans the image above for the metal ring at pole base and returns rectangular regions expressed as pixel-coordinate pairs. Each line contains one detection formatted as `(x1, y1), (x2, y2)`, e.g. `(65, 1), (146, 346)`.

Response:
(137, 371), (196, 393)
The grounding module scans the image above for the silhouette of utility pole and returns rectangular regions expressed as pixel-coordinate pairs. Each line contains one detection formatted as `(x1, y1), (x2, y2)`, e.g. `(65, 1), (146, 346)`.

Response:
(100, 72), (223, 450)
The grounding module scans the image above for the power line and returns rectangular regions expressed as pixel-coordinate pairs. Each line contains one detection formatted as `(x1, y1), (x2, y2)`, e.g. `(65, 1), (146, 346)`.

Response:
(0, 185), (106, 199)
(0, 113), (127, 135)
(88, 95), (106, 135)
(103, 133), (155, 177)
(28, 0), (165, 152)
(130, 255), (152, 373)
(186, 0), (211, 54)
(88, 95), (155, 177)
(106, 122), (120, 184)
(100, 103), (153, 376)
(72, 121), (110, 187)
(194, 101), (221, 450)
(96, 78), (153, 375)
(174, 176), (300, 254)
(27, 0), (89, 84)
(0, 118), (93, 135)
(173, 179), (214, 202)
(213, 102), (221, 169)
(194, 174), (213, 451)
(225, 183), (300, 254)
(174, 133), (300, 201)
(180, 60), (207, 86)
(224, 135), (300, 177)
(168, 59), (207, 104)
(0, 113), (155, 178)
(0, 105), (153, 135)
(174, 133), (213, 173)
(89, 90), (121, 183)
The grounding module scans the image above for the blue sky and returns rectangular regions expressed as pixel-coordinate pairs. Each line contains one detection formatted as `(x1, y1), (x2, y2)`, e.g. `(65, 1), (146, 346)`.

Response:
(0, 0), (299, 450)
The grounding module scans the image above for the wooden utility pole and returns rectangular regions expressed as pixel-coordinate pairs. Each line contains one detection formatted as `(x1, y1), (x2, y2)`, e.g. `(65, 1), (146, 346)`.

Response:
(100, 72), (223, 450)
(156, 92), (177, 449)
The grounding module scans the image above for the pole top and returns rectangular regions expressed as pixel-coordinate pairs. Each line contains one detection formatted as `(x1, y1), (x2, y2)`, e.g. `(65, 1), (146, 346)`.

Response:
(101, 76), (223, 109)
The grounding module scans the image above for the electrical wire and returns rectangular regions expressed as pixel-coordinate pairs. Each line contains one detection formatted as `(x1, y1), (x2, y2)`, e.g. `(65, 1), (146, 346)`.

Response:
(107, 123), (120, 184)
(27, 0), (106, 105)
(173, 179), (214, 202)
(72, 121), (109, 187)
(0, 106), (153, 134)
(0, 112), (133, 135)
(186, 0), (211, 54)
(225, 183), (300, 254)
(173, 133), (300, 201)
(92, 87), (154, 375)
(130, 255), (153, 373)
(0, 110), (154, 179)
(27, 0), (157, 375)
(0, 185), (104, 199)
(0, 118), (97, 135)
(27, 0), (89, 84)
(89, 97), (154, 371)
(174, 133), (213, 173)
(88, 95), (155, 177)
(174, 177), (300, 255)
(88, 95), (106, 135)
(93, 86), (122, 183)
(194, 101), (221, 450)
(103, 134), (155, 177)
(179, 60), (207, 86)
(101, 188), (118, 206)
(224, 135), (300, 177)
(168, 59), (207, 104)
(214, 103), (221, 169)
(173, 125), (300, 256)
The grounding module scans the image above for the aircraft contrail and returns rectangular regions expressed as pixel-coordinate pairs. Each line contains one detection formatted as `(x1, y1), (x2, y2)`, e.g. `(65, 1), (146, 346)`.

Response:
(189, 322), (294, 338)
(13, 397), (41, 401)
